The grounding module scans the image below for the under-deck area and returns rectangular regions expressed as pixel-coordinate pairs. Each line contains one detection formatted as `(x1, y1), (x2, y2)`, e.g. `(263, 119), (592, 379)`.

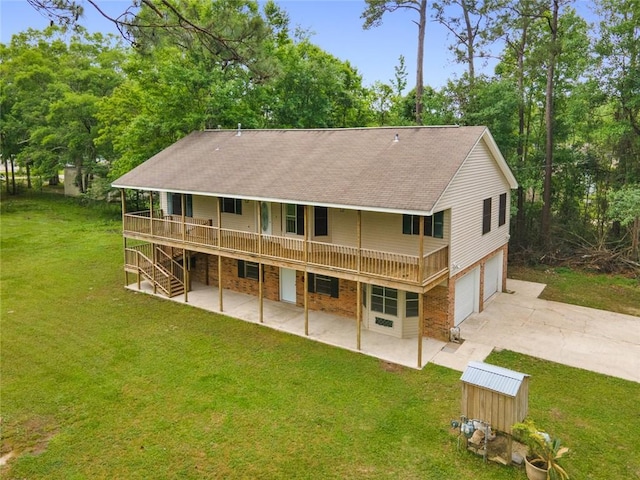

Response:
(127, 280), (449, 369)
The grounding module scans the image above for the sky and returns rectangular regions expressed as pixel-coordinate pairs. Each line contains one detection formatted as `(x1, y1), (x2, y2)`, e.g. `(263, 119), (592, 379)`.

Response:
(0, 0), (597, 89)
(0, 0), (481, 89)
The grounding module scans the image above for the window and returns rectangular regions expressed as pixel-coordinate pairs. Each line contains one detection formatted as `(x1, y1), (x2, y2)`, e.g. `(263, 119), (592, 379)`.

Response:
(405, 292), (419, 317)
(237, 260), (260, 280)
(167, 193), (192, 216)
(221, 197), (242, 215)
(314, 206), (328, 236)
(425, 211), (444, 238)
(482, 198), (492, 235)
(499, 193), (507, 227)
(307, 273), (339, 298)
(370, 286), (397, 316)
(285, 204), (305, 235)
(403, 212), (444, 238)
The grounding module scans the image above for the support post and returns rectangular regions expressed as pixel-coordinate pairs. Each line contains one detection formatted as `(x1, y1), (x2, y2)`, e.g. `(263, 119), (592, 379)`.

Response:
(258, 201), (264, 323)
(356, 281), (362, 350)
(181, 194), (186, 241)
(149, 190), (154, 237)
(184, 248), (189, 303)
(304, 205), (309, 336)
(121, 189), (128, 287)
(218, 255), (223, 312)
(217, 198), (223, 311)
(417, 215), (425, 368)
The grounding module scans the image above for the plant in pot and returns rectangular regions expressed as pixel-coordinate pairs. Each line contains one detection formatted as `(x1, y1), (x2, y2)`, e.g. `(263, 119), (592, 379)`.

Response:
(512, 420), (570, 480)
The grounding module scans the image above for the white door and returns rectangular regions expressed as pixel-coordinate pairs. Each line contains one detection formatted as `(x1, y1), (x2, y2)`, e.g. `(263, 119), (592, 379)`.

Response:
(455, 268), (479, 326)
(280, 268), (296, 303)
(260, 201), (272, 235)
(483, 252), (503, 301)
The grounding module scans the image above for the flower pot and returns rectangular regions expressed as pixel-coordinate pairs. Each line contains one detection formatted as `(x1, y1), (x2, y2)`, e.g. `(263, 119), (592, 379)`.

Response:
(525, 457), (548, 480)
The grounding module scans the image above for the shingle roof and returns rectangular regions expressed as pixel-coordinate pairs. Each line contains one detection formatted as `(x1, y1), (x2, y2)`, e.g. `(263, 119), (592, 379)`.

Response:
(460, 361), (529, 397)
(112, 126), (507, 214)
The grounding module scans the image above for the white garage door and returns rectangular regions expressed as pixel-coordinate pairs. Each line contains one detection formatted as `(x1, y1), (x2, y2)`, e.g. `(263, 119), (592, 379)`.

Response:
(455, 268), (479, 326)
(483, 252), (503, 301)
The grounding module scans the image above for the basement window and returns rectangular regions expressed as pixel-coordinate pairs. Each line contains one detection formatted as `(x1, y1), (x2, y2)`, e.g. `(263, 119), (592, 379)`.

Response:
(307, 273), (339, 298)
(237, 260), (260, 280)
(371, 286), (397, 316)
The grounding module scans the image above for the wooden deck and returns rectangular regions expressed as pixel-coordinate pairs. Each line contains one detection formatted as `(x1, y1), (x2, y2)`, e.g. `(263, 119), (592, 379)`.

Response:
(123, 212), (449, 286)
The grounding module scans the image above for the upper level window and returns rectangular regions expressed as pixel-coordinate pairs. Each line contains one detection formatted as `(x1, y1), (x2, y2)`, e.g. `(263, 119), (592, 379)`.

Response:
(402, 212), (444, 238)
(237, 260), (259, 280)
(371, 286), (397, 316)
(314, 206), (328, 236)
(221, 197), (242, 215)
(307, 273), (339, 297)
(499, 193), (507, 227)
(286, 204), (305, 235)
(167, 193), (192, 217)
(482, 198), (492, 234)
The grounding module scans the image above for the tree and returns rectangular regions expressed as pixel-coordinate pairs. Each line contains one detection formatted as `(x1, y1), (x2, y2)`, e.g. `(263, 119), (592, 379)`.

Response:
(0, 26), (125, 190)
(608, 185), (640, 261)
(361, 0), (428, 124)
(26, 0), (274, 76)
(432, 0), (496, 84)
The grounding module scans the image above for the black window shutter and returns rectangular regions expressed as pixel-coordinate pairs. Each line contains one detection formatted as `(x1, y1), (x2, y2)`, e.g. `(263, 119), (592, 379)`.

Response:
(434, 211), (444, 238)
(237, 260), (245, 278)
(236, 199), (242, 215)
(330, 277), (339, 298)
(186, 195), (193, 217)
(412, 215), (419, 235)
(424, 215), (433, 236)
(483, 198), (492, 234)
(307, 273), (315, 293)
(314, 206), (328, 236)
(297, 205), (305, 235)
(402, 214), (412, 235)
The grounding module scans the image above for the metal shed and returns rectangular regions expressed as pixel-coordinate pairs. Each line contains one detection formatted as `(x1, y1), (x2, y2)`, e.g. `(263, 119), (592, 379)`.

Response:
(460, 361), (529, 434)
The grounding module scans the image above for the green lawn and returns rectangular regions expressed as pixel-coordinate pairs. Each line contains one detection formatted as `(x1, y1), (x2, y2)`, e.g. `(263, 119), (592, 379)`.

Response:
(509, 264), (640, 316)
(1, 192), (639, 479)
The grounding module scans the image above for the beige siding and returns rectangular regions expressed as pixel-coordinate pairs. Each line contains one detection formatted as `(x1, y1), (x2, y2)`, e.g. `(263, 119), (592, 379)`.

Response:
(192, 195), (217, 224)
(221, 200), (256, 232)
(436, 139), (512, 273)
(331, 209), (357, 246)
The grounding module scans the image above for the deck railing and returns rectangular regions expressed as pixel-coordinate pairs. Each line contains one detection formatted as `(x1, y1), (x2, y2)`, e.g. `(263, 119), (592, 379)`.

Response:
(123, 212), (448, 284)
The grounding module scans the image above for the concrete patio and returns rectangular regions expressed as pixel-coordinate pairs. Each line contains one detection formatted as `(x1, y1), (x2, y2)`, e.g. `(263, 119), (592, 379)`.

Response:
(127, 280), (449, 369)
(126, 278), (640, 382)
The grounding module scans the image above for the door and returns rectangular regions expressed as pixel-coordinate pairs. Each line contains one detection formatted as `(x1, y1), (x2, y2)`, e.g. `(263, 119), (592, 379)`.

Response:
(455, 268), (479, 326)
(483, 252), (503, 301)
(280, 268), (297, 303)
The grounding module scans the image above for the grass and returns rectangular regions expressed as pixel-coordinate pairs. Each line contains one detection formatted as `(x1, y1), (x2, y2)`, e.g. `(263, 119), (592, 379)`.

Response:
(1, 192), (639, 479)
(509, 264), (640, 316)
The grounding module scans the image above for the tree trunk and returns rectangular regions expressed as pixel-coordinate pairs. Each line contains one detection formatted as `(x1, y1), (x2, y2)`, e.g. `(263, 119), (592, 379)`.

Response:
(415, 0), (427, 125)
(462, 0), (475, 83)
(541, 0), (559, 247)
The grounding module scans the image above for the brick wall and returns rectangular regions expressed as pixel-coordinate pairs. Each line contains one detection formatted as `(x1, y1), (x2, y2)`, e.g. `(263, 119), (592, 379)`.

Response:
(423, 285), (451, 341)
(190, 254), (279, 301)
(295, 272), (357, 319)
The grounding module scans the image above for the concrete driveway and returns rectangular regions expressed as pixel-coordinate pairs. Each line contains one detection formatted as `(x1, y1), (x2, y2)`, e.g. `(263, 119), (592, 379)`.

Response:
(431, 279), (640, 383)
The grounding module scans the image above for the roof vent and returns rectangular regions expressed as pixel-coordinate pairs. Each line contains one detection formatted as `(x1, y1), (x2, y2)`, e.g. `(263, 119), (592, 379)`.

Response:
(236, 123), (242, 136)
(394, 133), (399, 142)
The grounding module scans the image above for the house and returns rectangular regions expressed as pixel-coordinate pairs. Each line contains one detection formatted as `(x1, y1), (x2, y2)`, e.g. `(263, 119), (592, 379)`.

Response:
(112, 126), (517, 364)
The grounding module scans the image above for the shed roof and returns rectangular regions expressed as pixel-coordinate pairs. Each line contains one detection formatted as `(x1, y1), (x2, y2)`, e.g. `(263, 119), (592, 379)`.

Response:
(112, 126), (517, 215)
(460, 361), (529, 397)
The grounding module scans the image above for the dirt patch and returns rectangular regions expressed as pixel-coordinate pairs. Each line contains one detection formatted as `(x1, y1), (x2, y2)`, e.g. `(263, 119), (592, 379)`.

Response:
(1, 414), (59, 470)
(379, 360), (404, 373)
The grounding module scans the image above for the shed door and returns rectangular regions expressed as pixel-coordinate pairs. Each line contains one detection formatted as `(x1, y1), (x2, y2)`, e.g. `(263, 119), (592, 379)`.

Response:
(483, 252), (503, 301)
(455, 268), (479, 325)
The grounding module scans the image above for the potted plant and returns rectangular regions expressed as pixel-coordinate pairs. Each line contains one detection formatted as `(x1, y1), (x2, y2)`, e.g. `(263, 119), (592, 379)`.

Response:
(512, 420), (570, 480)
